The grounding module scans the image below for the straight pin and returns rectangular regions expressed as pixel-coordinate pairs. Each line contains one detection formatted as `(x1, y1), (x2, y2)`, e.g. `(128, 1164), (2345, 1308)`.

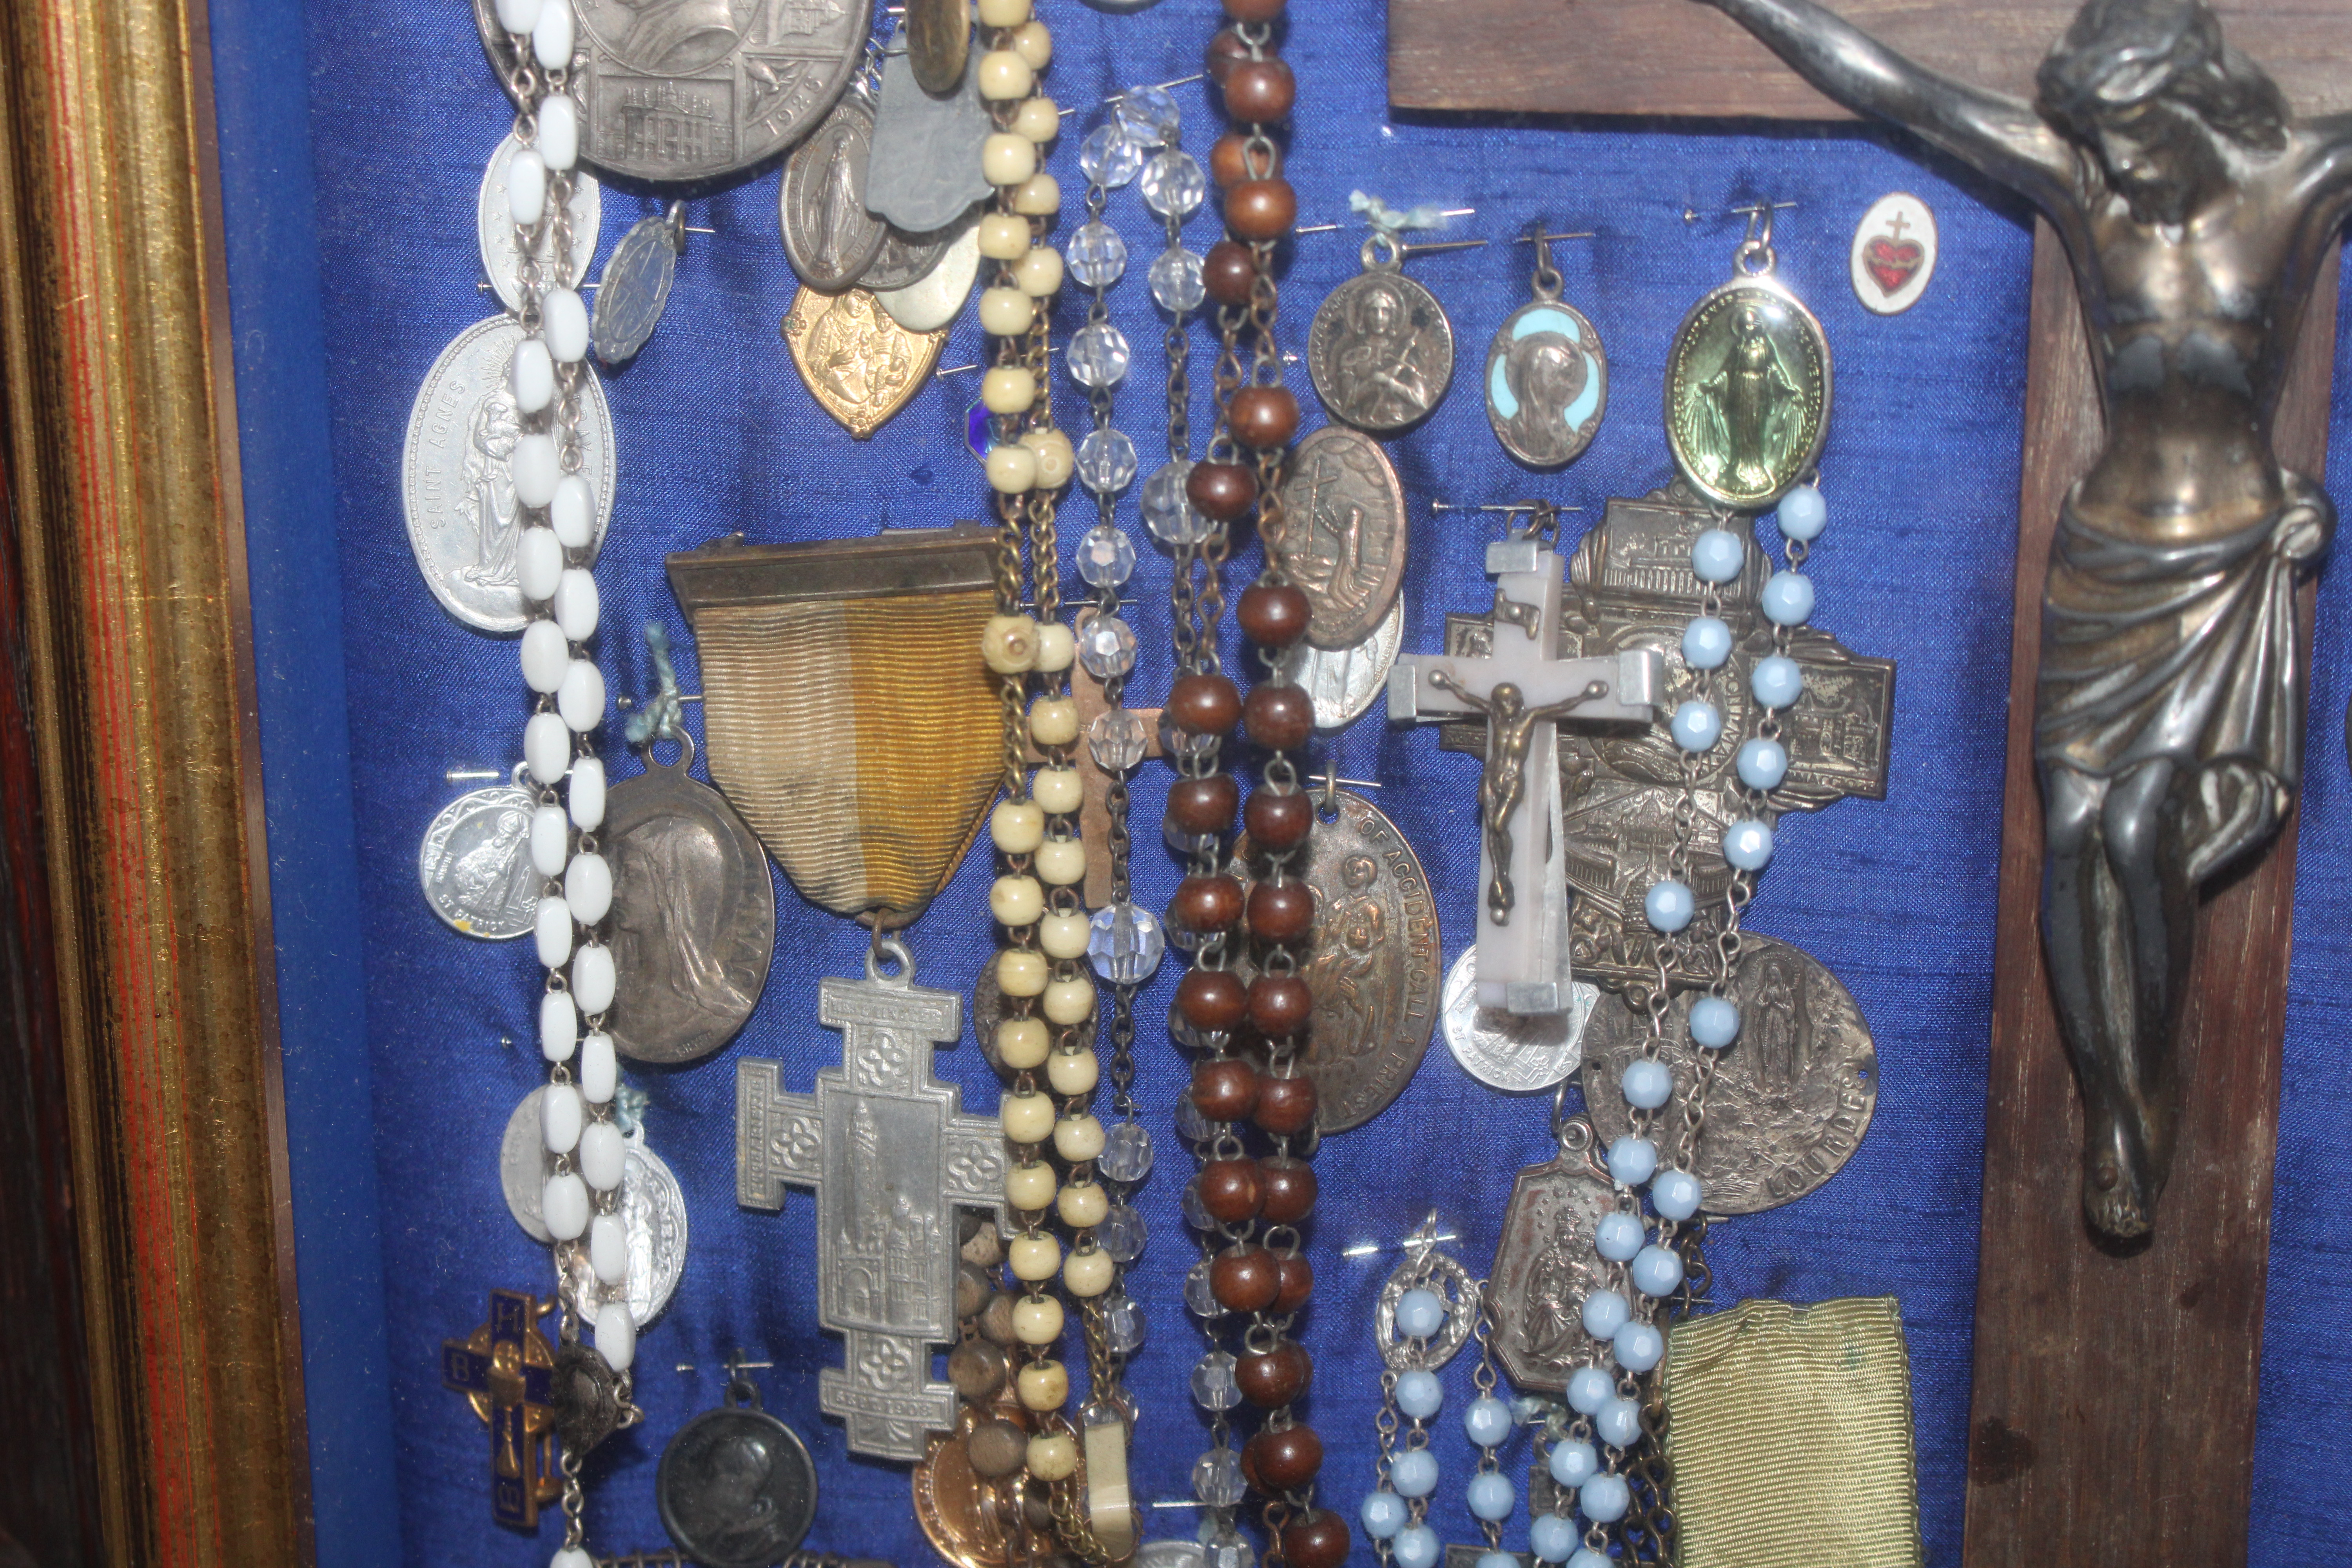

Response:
(1684, 200), (1799, 223)
(1513, 230), (1597, 244)
(445, 768), (502, 782)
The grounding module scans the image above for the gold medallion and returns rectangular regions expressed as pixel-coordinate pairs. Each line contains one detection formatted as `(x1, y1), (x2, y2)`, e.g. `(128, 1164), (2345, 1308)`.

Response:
(782, 285), (946, 440)
(915, 1404), (1031, 1568)
(906, 0), (972, 97)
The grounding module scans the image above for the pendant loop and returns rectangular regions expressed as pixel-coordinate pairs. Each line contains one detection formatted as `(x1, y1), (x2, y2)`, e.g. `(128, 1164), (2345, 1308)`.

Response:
(1361, 230), (1405, 272)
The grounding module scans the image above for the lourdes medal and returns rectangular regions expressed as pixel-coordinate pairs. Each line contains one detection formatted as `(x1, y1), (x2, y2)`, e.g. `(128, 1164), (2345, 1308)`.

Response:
(1579, 933), (1877, 1214)
(403, 317), (615, 634)
(657, 1374), (820, 1568)
(1275, 425), (1408, 650)
(1307, 233), (1454, 435)
(781, 89), (889, 293)
(601, 733), (775, 1064)
(1663, 217), (1831, 510)
(781, 284), (947, 439)
(1486, 227), (1607, 469)
(472, 0), (873, 184)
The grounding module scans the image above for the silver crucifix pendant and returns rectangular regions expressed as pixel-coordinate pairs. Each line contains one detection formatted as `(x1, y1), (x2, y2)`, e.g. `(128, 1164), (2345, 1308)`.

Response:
(735, 937), (1005, 1461)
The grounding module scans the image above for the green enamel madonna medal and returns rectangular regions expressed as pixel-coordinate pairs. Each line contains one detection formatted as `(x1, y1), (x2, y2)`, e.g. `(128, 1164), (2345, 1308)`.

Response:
(1664, 211), (1831, 511)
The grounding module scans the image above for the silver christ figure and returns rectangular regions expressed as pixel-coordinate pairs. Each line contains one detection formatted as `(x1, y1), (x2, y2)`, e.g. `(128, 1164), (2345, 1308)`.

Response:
(1700, 0), (2343, 1239)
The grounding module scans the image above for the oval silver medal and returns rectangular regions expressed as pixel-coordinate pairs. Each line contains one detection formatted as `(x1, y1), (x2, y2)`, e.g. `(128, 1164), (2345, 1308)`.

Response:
(499, 1089), (689, 1325)
(782, 93), (888, 293)
(473, 0), (873, 185)
(419, 783), (540, 939)
(477, 132), (601, 314)
(403, 317), (615, 634)
(1485, 297), (1607, 469)
(592, 212), (681, 365)
(1274, 592), (1403, 731)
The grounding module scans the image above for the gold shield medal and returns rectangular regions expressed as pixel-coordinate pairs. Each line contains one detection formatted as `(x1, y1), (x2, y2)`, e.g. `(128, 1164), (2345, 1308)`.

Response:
(1664, 267), (1830, 511)
(667, 527), (1001, 927)
(782, 284), (947, 439)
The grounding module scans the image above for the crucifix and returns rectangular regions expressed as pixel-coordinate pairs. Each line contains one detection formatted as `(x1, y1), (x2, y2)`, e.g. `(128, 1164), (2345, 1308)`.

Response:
(1388, 2), (2346, 1561)
(1390, 532), (1666, 1014)
(735, 942), (1005, 1462)
(440, 1287), (561, 1529)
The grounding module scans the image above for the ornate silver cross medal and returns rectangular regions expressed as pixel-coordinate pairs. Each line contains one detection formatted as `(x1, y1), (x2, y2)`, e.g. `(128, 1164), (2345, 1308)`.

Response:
(735, 939), (1005, 1461)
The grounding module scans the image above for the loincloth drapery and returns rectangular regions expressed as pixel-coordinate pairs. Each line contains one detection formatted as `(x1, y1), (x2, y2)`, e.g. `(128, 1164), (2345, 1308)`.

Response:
(2035, 473), (2330, 883)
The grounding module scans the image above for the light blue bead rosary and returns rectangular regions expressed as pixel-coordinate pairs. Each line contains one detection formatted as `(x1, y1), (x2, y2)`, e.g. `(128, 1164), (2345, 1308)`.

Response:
(1534, 481), (1832, 1563)
(1359, 1231), (1497, 1568)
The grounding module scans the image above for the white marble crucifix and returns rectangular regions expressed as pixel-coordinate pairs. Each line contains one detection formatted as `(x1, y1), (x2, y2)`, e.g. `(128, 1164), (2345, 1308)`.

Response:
(1390, 535), (1664, 1014)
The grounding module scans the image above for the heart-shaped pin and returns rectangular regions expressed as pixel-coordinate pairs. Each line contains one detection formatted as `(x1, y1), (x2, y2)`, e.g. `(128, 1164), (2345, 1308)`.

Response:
(1864, 236), (1924, 296)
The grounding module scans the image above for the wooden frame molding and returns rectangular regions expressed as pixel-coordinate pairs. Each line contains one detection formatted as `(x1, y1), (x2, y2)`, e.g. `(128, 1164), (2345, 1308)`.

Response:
(0, 2), (308, 1565)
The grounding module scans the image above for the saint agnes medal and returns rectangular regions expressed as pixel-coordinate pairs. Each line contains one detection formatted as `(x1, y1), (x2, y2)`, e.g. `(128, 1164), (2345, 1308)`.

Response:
(1307, 233), (1454, 435)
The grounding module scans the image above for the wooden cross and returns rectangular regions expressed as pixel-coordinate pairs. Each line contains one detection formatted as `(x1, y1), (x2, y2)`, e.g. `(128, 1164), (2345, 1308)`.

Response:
(1390, 534), (1665, 1014)
(440, 1287), (561, 1529)
(1386, 6), (2346, 1563)
(1022, 625), (1161, 909)
(735, 964), (1005, 1461)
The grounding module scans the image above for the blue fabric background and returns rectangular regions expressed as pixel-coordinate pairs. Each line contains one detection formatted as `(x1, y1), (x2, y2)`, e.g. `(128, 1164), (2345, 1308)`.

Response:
(215, 0), (2352, 1563)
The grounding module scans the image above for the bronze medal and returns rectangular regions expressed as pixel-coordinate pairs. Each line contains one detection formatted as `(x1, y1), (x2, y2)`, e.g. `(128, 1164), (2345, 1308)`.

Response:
(1306, 236), (1454, 434)
(1227, 788), (1440, 1132)
(1485, 1152), (1618, 1394)
(904, 0), (971, 96)
(781, 93), (889, 293)
(1275, 425), (1409, 651)
(603, 740), (775, 1064)
(782, 283), (946, 439)
(1579, 933), (1877, 1214)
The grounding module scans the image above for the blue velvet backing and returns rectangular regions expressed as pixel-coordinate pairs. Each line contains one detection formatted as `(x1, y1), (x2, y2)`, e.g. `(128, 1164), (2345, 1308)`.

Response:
(207, 1), (2352, 1563)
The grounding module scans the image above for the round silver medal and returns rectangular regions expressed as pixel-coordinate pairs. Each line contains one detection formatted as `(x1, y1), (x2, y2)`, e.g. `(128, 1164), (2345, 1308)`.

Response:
(499, 1089), (688, 1325)
(403, 317), (615, 634)
(473, 0), (873, 184)
(418, 783), (540, 939)
(1439, 946), (1599, 1092)
(1274, 592), (1403, 730)
(477, 132), (600, 314)
(780, 92), (888, 293)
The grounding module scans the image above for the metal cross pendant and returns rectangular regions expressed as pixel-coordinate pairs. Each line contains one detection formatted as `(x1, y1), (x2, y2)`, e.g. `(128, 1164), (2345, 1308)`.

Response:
(1392, 533), (1664, 1014)
(440, 1287), (561, 1528)
(735, 939), (1005, 1461)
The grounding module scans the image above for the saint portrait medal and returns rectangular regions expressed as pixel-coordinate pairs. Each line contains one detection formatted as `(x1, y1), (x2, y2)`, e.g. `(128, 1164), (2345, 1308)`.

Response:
(658, 1369), (820, 1568)
(1486, 224), (1608, 470)
(600, 731), (775, 1064)
(782, 283), (949, 438)
(1662, 209), (1831, 511)
(1307, 231), (1455, 435)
